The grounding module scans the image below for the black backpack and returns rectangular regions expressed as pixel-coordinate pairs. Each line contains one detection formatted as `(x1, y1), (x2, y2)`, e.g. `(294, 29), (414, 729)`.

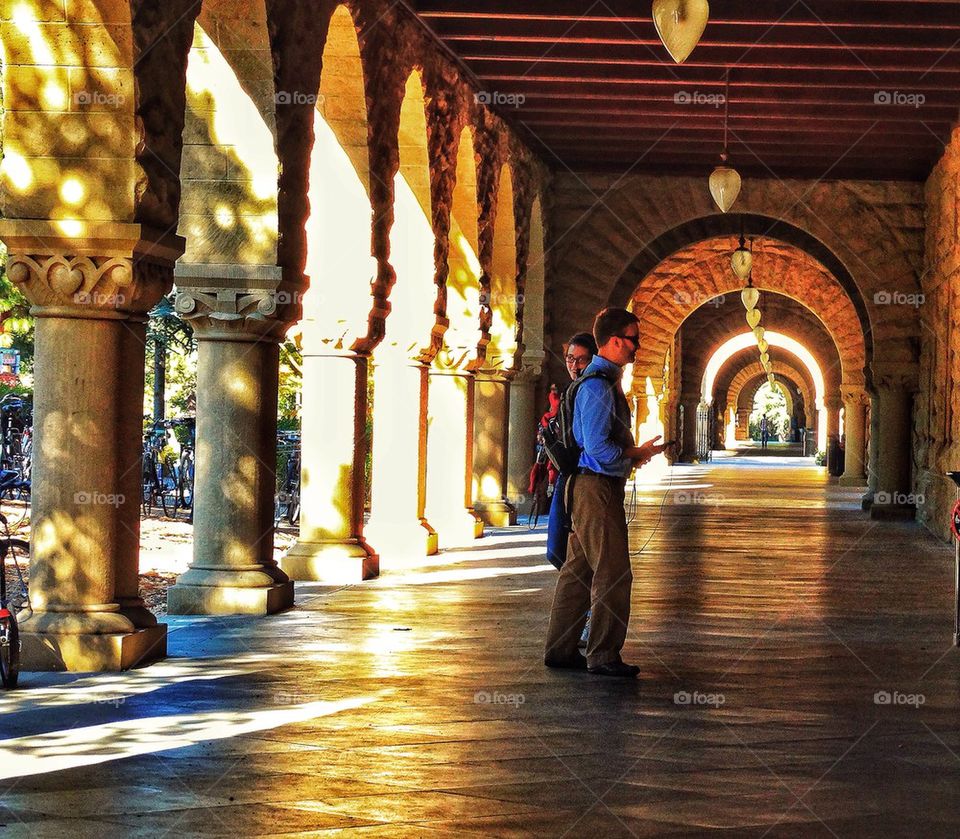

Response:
(542, 371), (615, 475)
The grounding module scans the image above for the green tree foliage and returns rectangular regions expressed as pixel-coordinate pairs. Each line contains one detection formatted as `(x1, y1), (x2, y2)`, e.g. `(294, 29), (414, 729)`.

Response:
(146, 293), (195, 420)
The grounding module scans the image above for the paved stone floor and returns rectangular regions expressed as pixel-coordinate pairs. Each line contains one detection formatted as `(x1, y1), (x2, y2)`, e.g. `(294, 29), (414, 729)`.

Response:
(3, 453), (960, 837)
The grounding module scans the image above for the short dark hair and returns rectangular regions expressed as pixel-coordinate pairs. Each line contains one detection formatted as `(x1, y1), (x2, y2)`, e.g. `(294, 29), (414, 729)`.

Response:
(566, 331), (598, 357)
(593, 307), (639, 348)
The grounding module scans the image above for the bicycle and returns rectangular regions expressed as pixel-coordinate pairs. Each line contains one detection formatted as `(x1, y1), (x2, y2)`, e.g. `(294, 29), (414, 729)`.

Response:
(142, 425), (179, 518)
(0, 513), (29, 689)
(275, 432), (301, 527)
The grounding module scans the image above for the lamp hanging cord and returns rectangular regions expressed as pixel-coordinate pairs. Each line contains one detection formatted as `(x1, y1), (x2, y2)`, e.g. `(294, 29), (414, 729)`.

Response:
(629, 462), (675, 557)
(721, 67), (730, 161)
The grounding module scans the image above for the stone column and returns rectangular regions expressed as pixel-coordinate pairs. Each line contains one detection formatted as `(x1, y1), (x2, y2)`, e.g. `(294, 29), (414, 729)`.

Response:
(473, 372), (517, 526)
(839, 385), (869, 486)
(167, 276), (296, 614)
(506, 370), (538, 506)
(115, 319), (159, 628)
(0, 222), (182, 671)
(825, 394), (843, 446)
(680, 396), (700, 461)
(425, 367), (483, 547)
(365, 354), (438, 557)
(282, 349), (379, 582)
(736, 408), (751, 440)
(869, 364), (918, 521)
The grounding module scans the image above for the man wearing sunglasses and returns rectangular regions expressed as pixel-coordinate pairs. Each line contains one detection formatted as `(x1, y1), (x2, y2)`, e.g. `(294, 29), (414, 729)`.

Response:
(544, 307), (670, 678)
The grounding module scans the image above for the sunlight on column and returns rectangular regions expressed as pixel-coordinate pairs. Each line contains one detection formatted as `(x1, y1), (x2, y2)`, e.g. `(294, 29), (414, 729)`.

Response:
(488, 164), (518, 369)
(635, 375), (669, 481)
(725, 406), (737, 448)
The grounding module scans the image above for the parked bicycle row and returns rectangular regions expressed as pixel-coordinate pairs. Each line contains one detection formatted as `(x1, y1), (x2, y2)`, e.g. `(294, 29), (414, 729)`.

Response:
(142, 417), (195, 519)
(139, 419), (302, 529)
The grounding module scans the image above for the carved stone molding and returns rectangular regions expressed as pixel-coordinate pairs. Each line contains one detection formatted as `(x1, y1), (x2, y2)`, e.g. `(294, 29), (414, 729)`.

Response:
(174, 262), (303, 343)
(823, 394), (844, 412)
(6, 254), (174, 318)
(870, 362), (920, 394)
(0, 221), (184, 319)
(175, 287), (294, 342)
(840, 385), (870, 408)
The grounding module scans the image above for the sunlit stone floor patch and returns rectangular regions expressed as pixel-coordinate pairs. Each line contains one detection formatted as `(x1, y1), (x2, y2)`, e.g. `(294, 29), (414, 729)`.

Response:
(2, 457), (960, 836)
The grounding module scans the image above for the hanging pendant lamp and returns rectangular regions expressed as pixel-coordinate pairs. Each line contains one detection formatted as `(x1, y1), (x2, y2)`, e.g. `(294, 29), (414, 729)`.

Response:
(753, 326), (765, 342)
(757, 338), (768, 354)
(746, 308), (761, 329)
(653, 0), (709, 64)
(709, 70), (741, 213)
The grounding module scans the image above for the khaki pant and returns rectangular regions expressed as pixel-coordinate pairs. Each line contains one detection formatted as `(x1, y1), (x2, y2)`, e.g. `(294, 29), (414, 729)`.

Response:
(544, 474), (632, 668)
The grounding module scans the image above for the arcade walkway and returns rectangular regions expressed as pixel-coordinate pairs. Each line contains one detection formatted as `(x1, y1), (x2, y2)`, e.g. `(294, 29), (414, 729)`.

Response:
(2, 459), (959, 837)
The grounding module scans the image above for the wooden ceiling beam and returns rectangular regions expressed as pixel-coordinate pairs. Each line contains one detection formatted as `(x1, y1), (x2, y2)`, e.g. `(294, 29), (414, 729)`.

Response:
(455, 42), (960, 73)
(413, 0), (960, 29)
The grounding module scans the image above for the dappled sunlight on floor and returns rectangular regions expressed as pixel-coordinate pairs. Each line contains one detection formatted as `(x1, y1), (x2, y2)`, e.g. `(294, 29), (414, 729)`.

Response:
(3, 457), (960, 834)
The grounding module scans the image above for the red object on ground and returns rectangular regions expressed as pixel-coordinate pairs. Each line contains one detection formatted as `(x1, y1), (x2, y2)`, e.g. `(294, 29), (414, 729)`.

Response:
(951, 500), (960, 541)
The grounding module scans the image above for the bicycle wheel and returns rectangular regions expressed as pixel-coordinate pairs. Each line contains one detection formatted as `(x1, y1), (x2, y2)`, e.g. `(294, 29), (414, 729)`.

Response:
(0, 614), (19, 689)
(288, 488), (301, 526)
(179, 457), (194, 509)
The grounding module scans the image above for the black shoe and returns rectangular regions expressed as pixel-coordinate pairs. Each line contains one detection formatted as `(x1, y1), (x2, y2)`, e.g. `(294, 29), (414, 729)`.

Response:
(588, 661), (640, 678)
(544, 653), (588, 670)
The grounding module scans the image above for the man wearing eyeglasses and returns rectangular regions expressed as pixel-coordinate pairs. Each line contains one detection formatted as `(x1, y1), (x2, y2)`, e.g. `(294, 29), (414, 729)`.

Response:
(544, 307), (670, 678)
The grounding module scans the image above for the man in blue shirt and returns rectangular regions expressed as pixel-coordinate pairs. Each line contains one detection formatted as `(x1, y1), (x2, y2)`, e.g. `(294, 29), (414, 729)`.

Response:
(544, 307), (669, 678)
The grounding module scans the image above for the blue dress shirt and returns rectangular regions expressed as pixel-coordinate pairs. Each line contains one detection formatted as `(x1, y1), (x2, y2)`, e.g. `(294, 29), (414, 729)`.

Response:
(573, 356), (634, 477)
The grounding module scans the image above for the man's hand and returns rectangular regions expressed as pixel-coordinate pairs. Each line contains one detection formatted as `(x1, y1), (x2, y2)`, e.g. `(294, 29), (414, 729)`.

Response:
(626, 435), (671, 466)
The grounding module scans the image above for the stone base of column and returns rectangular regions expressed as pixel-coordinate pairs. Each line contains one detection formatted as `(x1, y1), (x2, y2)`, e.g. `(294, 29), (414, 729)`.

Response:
(870, 503), (916, 522)
(838, 474), (867, 487)
(430, 511), (484, 547)
(474, 500), (518, 527)
(167, 580), (294, 616)
(21, 625), (167, 672)
(365, 521), (438, 558)
(281, 539), (379, 583)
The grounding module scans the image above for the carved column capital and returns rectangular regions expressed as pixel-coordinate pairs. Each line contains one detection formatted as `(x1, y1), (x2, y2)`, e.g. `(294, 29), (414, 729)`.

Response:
(870, 362), (920, 394)
(840, 384), (870, 408)
(823, 394), (844, 412)
(174, 263), (304, 343)
(0, 221), (184, 319)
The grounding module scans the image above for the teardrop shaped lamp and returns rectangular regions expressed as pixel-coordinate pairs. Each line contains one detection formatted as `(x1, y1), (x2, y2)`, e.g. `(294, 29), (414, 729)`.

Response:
(732, 247), (753, 282)
(652, 0), (710, 64)
(746, 308), (762, 329)
(710, 165), (741, 213)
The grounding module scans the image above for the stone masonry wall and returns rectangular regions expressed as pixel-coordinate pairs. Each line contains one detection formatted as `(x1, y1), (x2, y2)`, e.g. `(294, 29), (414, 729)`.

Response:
(916, 124), (960, 541)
